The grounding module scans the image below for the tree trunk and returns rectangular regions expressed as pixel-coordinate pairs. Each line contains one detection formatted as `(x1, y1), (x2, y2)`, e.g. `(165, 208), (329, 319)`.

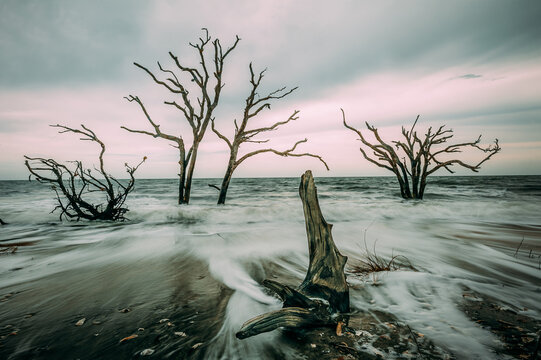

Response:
(178, 161), (187, 205)
(217, 150), (238, 205)
(236, 170), (349, 339)
(412, 174), (419, 199)
(418, 175), (428, 199)
(395, 173), (410, 199)
(217, 167), (233, 205)
(183, 143), (199, 204)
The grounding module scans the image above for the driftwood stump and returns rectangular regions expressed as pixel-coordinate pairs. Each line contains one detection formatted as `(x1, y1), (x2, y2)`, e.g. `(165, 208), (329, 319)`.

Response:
(236, 170), (349, 339)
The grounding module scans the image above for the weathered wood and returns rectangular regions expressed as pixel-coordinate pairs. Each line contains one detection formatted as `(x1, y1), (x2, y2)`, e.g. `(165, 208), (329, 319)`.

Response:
(236, 307), (321, 340)
(236, 170), (349, 339)
(24, 125), (144, 221)
(298, 170), (349, 313)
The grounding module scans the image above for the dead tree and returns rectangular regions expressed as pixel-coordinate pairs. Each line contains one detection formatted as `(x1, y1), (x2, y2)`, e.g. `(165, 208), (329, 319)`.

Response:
(211, 64), (329, 204)
(236, 170), (349, 339)
(342, 109), (501, 199)
(24, 124), (145, 221)
(122, 29), (240, 204)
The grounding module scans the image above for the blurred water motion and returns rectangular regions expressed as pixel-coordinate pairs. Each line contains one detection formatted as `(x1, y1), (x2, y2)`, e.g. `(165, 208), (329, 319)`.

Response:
(0, 176), (540, 359)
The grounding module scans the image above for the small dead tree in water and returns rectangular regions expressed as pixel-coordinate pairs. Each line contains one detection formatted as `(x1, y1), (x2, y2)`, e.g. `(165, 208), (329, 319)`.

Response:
(342, 109), (501, 199)
(211, 64), (329, 204)
(236, 170), (348, 339)
(24, 124), (145, 221)
(122, 29), (240, 204)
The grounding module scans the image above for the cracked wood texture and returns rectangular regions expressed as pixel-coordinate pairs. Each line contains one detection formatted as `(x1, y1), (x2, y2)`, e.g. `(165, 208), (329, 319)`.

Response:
(236, 170), (349, 339)
(298, 170), (349, 313)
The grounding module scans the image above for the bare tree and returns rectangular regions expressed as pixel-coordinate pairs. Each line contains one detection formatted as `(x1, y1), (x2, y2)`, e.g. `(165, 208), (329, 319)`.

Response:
(24, 124), (145, 221)
(211, 64), (329, 204)
(342, 109), (501, 199)
(122, 29), (240, 204)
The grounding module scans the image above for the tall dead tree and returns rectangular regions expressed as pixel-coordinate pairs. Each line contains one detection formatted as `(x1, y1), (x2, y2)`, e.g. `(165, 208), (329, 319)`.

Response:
(236, 170), (349, 339)
(342, 109), (501, 199)
(24, 125), (145, 221)
(211, 64), (329, 204)
(122, 29), (240, 204)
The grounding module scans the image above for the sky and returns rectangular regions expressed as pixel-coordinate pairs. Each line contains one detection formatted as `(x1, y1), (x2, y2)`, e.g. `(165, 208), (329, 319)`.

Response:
(1, 0), (540, 180)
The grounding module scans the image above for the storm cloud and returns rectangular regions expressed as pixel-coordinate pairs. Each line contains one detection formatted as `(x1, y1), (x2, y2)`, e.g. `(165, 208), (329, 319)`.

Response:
(1, 0), (540, 179)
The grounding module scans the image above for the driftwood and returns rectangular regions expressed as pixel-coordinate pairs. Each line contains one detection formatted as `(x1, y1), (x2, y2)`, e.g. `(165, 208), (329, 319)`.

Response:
(24, 124), (145, 221)
(236, 170), (349, 339)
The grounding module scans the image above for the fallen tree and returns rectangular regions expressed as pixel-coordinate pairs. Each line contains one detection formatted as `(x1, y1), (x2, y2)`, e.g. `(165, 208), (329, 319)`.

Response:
(236, 170), (349, 339)
(342, 109), (501, 199)
(24, 124), (145, 221)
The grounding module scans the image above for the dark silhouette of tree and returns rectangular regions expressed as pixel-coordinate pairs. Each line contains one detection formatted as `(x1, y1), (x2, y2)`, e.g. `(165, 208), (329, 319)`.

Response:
(122, 29), (240, 204)
(342, 109), (501, 199)
(211, 64), (329, 204)
(24, 124), (145, 221)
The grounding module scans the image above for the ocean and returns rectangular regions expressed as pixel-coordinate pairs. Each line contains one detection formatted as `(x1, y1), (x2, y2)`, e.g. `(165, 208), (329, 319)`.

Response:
(1, 175), (540, 359)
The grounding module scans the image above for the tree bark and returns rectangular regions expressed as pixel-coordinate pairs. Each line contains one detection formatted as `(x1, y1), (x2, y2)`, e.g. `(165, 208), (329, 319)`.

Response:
(217, 165), (234, 205)
(236, 170), (349, 339)
(183, 142), (199, 204)
(178, 161), (186, 205)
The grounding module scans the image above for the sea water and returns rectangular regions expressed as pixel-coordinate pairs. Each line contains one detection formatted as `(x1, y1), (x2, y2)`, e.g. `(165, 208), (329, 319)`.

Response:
(0, 175), (540, 359)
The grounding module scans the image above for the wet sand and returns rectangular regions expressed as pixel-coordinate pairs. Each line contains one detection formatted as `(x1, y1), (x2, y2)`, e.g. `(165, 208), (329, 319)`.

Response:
(2, 240), (540, 359)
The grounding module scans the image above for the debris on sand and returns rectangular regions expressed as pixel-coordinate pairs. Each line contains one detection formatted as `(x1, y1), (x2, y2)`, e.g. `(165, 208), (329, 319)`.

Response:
(119, 334), (138, 344)
(140, 348), (155, 356)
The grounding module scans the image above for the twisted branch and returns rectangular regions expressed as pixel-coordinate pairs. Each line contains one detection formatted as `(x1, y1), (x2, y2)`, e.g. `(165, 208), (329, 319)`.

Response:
(342, 109), (501, 199)
(24, 125), (145, 220)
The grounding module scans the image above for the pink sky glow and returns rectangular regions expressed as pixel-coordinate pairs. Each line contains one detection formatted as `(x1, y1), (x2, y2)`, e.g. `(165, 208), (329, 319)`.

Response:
(1, 1), (540, 179)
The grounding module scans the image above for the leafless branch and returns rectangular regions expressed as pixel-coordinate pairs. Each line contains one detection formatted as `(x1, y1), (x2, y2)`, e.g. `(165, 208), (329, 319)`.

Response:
(123, 29), (240, 204)
(343, 109), (501, 199)
(24, 125), (145, 220)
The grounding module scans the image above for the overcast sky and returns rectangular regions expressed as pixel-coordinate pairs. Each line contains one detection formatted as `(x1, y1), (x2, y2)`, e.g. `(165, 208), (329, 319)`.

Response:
(1, 0), (540, 180)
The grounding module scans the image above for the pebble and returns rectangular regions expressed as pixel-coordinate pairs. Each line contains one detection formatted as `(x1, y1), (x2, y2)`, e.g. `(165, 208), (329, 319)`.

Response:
(140, 348), (155, 356)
